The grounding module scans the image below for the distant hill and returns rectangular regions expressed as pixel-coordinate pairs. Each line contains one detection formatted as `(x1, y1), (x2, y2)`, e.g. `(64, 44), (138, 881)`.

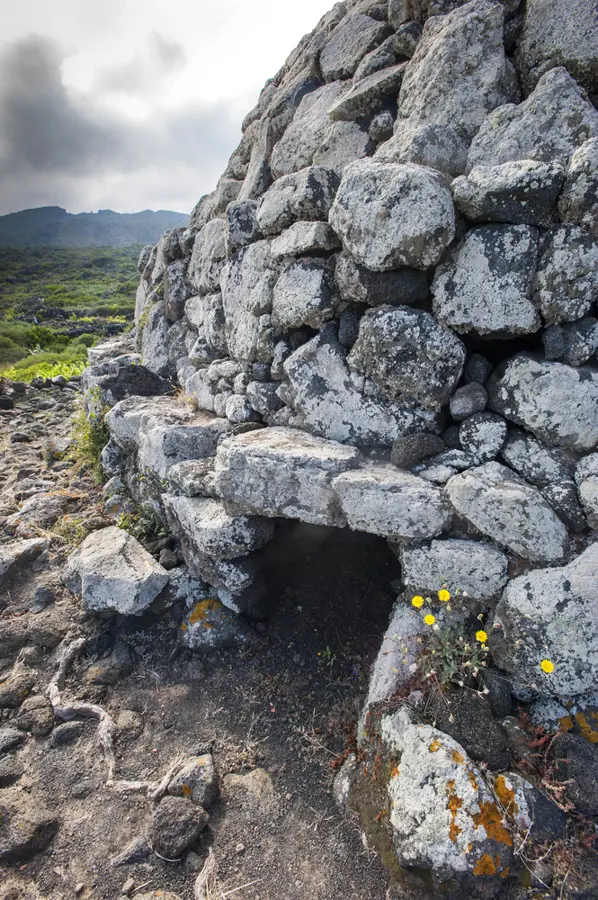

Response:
(0, 206), (188, 248)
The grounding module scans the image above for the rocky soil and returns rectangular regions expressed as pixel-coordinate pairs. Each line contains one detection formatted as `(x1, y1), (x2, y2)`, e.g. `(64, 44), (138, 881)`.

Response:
(0, 382), (412, 900)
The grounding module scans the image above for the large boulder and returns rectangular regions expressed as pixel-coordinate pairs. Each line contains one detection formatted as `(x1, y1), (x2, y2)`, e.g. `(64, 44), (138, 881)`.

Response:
(334, 252), (428, 307)
(163, 260), (194, 322)
(452, 161), (565, 227)
(501, 429), (577, 487)
(220, 240), (279, 362)
(256, 166), (340, 236)
(517, 0), (598, 95)
(163, 496), (274, 561)
(272, 258), (337, 331)
(382, 717), (513, 884)
(137, 412), (231, 480)
(467, 68), (598, 171)
(492, 543), (598, 699)
(319, 14), (390, 81)
(327, 63), (407, 122)
(432, 225), (540, 337)
(270, 84), (348, 178)
(329, 160), (455, 271)
(141, 303), (173, 378)
(284, 327), (438, 446)
(215, 427), (361, 527)
(348, 307), (466, 410)
(488, 355), (598, 453)
(63, 527), (169, 615)
(399, 538), (508, 602)
(396, 0), (517, 141)
(332, 463), (451, 540)
(533, 225), (598, 325)
(446, 462), (569, 564)
(559, 139), (598, 234)
(187, 220), (227, 296)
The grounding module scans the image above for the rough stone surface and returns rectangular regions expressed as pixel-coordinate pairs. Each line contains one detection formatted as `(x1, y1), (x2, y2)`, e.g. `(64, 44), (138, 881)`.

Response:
(334, 252), (429, 307)
(320, 15), (390, 81)
(390, 433), (444, 469)
(328, 64), (406, 122)
(168, 755), (219, 809)
(559, 138), (598, 234)
(0, 538), (48, 588)
(256, 166), (340, 237)
(180, 598), (253, 650)
(163, 495), (274, 561)
(501, 429), (576, 487)
(400, 539), (508, 601)
(452, 161), (565, 227)
(428, 690), (510, 771)
(467, 68), (598, 171)
(542, 319), (598, 368)
(446, 462), (569, 563)
(329, 160), (455, 271)
(215, 427), (360, 527)
(488, 355), (598, 453)
(432, 225), (539, 337)
(63, 527), (169, 615)
(533, 226), (598, 325)
(517, 0), (598, 95)
(138, 413), (231, 480)
(459, 413), (507, 463)
(272, 259), (337, 330)
(348, 307), (466, 411)
(270, 84), (348, 178)
(220, 240), (279, 362)
(493, 544), (598, 699)
(151, 796), (208, 859)
(332, 463), (451, 540)
(550, 734), (598, 816)
(0, 792), (59, 862)
(449, 383), (487, 421)
(285, 326), (438, 446)
(383, 718), (512, 881)
(270, 222), (340, 259)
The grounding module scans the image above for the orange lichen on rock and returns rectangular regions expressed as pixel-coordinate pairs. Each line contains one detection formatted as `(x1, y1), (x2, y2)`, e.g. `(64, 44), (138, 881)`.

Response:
(429, 739), (442, 753)
(559, 715), (574, 732)
(472, 801), (513, 846)
(188, 598), (219, 628)
(494, 775), (519, 816)
(446, 779), (463, 843)
(473, 854), (498, 876)
(468, 770), (479, 791)
(451, 750), (464, 764)
(390, 765), (400, 779)
(182, 783), (192, 798)
(574, 711), (598, 743)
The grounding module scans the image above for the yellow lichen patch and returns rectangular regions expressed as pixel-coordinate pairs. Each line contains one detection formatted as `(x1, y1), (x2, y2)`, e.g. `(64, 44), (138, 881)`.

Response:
(559, 715), (574, 732)
(472, 801), (512, 847)
(181, 623), (188, 632)
(501, 866), (511, 879)
(188, 598), (220, 624)
(182, 783), (192, 798)
(446, 779), (463, 843)
(451, 750), (464, 764)
(473, 854), (497, 876)
(574, 711), (598, 744)
(390, 765), (400, 779)
(429, 739), (442, 753)
(494, 775), (518, 816)
(468, 770), (479, 792)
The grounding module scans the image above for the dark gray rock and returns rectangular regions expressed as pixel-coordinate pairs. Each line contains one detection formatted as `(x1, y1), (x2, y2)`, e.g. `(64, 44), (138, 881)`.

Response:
(15, 695), (54, 736)
(449, 383), (488, 421)
(542, 319), (598, 367)
(272, 258), (337, 331)
(0, 792), (58, 862)
(534, 226), (598, 325)
(49, 721), (85, 747)
(328, 64), (406, 122)
(152, 796), (208, 859)
(163, 260), (193, 322)
(501, 428), (577, 487)
(452, 161), (565, 227)
(480, 668), (512, 718)
(368, 109), (395, 143)
(550, 734), (598, 816)
(464, 353), (492, 385)
(334, 252), (429, 309)
(337, 310), (360, 349)
(429, 690), (510, 772)
(0, 757), (24, 788)
(559, 138), (598, 235)
(0, 727), (25, 756)
(391, 433), (445, 469)
(225, 200), (261, 252)
(541, 482), (587, 533)
(348, 306), (466, 411)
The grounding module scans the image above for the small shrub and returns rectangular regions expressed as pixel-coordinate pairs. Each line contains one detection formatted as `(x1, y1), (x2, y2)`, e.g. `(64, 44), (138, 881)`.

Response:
(70, 401), (109, 483)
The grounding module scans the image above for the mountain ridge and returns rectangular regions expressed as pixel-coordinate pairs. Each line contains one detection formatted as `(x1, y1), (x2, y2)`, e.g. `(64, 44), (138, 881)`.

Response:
(0, 205), (188, 248)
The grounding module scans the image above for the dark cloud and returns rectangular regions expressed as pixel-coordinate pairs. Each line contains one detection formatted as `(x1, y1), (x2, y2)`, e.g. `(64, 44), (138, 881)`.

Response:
(0, 34), (243, 214)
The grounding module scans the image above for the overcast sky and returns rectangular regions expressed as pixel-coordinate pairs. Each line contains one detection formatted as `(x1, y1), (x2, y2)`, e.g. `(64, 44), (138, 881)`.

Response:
(0, 0), (335, 216)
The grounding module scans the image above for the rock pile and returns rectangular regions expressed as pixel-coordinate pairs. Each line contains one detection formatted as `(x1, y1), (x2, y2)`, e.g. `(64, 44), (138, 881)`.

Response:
(76, 0), (598, 894)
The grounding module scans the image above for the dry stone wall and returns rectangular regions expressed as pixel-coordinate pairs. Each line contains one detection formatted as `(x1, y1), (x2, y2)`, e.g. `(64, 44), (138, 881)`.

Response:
(85, 0), (598, 894)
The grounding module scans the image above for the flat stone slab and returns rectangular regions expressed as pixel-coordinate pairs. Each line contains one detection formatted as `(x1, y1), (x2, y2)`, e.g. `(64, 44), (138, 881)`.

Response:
(215, 427), (361, 527)
(399, 538), (508, 602)
(163, 495), (274, 561)
(332, 463), (451, 540)
(105, 396), (191, 450)
(63, 526), (169, 615)
(137, 412), (231, 479)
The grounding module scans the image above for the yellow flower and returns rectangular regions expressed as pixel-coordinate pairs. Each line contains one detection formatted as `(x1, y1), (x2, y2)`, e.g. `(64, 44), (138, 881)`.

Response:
(424, 614), (436, 626)
(411, 595), (424, 609)
(475, 630), (488, 643)
(540, 659), (554, 674)
(438, 589), (451, 602)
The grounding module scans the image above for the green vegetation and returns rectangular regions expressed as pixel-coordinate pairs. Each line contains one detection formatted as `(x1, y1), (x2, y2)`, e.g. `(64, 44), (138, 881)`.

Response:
(0, 246), (139, 381)
(70, 399), (110, 483)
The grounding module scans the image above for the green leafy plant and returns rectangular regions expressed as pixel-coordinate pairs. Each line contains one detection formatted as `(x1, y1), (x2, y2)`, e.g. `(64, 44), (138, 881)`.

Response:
(116, 504), (168, 543)
(70, 401), (110, 483)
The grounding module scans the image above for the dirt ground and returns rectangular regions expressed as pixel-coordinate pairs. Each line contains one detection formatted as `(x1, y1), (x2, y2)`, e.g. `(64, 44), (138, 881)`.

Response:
(0, 384), (409, 900)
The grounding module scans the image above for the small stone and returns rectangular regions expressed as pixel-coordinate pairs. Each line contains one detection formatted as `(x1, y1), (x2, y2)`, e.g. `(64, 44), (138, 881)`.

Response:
(428, 690), (510, 772)
(235, 842), (246, 854)
(458, 412), (507, 463)
(121, 878), (136, 895)
(168, 755), (219, 809)
(152, 796), (208, 859)
(110, 836), (151, 868)
(11, 432), (32, 443)
(15, 695), (54, 736)
(159, 548), (179, 570)
(390, 433), (445, 469)
(337, 310), (360, 349)
(0, 397), (14, 410)
(550, 734), (598, 816)
(0, 726), (25, 755)
(49, 721), (85, 747)
(464, 353), (492, 385)
(449, 383), (488, 421)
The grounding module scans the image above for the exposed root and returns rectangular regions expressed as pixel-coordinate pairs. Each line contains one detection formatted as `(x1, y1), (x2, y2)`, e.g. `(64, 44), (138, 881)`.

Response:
(194, 849), (217, 900)
(47, 636), (117, 784)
